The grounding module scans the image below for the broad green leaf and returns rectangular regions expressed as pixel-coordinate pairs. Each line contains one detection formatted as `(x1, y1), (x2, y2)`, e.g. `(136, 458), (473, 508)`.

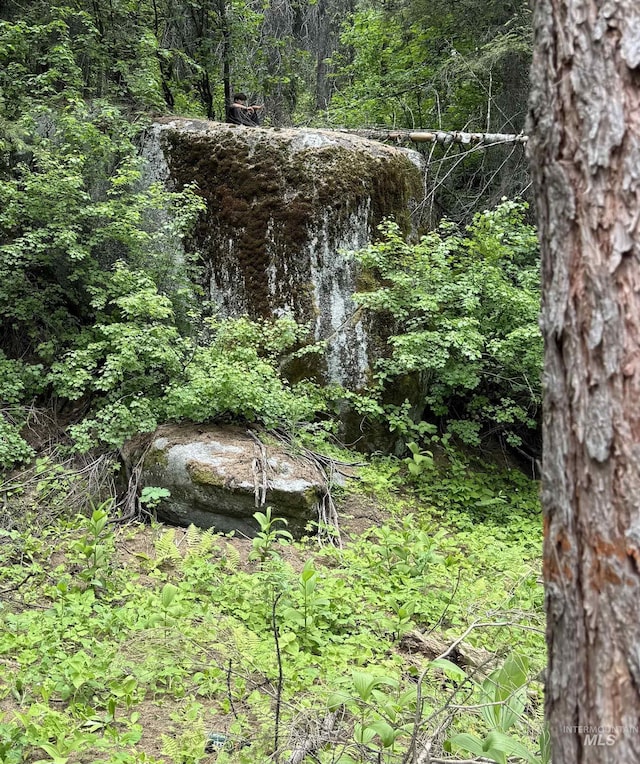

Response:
(484, 731), (538, 763)
(160, 582), (178, 609)
(354, 723), (376, 745)
(327, 690), (352, 711)
(352, 671), (397, 701)
(447, 732), (485, 757)
(37, 744), (68, 763)
(368, 720), (398, 748)
(352, 671), (376, 701)
(430, 657), (468, 683)
(482, 747), (507, 764)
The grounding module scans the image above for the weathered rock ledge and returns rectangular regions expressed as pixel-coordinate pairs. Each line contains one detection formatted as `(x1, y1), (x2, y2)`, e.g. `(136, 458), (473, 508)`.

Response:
(138, 424), (324, 536)
(141, 120), (424, 389)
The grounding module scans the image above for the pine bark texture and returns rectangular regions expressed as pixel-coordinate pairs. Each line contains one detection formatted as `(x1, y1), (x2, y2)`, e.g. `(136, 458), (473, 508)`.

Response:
(528, 1), (640, 761)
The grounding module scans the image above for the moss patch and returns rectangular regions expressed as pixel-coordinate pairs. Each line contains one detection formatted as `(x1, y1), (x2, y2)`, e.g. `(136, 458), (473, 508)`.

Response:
(186, 461), (227, 487)
(143, 449), (169, 470)
(162, 125), (422, 322)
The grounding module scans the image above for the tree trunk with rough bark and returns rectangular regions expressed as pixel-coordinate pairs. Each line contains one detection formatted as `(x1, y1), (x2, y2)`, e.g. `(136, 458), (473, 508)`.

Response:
(528, 0), (640, 762)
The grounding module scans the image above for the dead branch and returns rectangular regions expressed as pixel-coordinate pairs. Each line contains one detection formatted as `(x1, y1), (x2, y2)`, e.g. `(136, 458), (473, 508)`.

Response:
(338, 128), (528, 147)
(287, 712), (340, 764)
(247, 429), (270, 507)
(269, 428), (352, 548)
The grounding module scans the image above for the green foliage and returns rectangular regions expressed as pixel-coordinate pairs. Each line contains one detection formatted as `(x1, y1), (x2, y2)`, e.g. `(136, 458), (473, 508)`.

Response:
(0, 132), (328, 456)
(444, 652), (547, 764)
(409, 444), (542, 531)
(139, 486), (171, 512)
(0, 51), (206, 463)
(403, 441), (434, 477)
(161, 316), (325, 433)
(0, 718), (27, 764)
(0, 415), (35, 473)
(328, 670), (415, 757)
(0, 90), (192, 348)
(324, 0), (530, 132)
(481, 653), (530, 730)
(279, 559), (333, 653)
(70, 502), (113, 589)
(325, 9), (435, 128)
(249, 508), (294, 563)
(318, 0), (532, 217)
(4, 228), (327, 454)
(353, 199), (541, 452)
(0, 354), (44, 404)
(148, 582), (185, 631)
(42, 262), (187, 451)
(160, 700), (207, 764)
(410, 0), (532, 126)
(0, 451), (544, 763)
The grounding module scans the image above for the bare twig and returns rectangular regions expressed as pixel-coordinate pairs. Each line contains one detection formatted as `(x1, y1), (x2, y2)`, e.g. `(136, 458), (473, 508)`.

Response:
(0, 570), (35, 596)
(404, 620), (541, 764)
(287, 711), (340, 764)
(226, 659), (238, 719)
(114, 441), (153, 522)
(269, 428), (354, 548)
(424, 569), (461, 637)
(272, 591), (284, 761)
(248, 429), (270, 507)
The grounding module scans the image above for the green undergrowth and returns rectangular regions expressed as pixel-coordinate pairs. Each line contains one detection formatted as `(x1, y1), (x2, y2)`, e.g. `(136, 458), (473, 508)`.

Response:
(0, 456), (545, 764)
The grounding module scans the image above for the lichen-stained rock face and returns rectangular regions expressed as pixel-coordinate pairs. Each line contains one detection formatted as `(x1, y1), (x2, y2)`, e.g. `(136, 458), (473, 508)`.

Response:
(140, 424), (324, 536)
(142, 119), (423, 388)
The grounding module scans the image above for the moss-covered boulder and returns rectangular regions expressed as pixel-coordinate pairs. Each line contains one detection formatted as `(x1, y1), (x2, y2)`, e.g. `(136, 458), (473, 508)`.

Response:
(142, 119), (423, 389)
(140, 424), (324, 536)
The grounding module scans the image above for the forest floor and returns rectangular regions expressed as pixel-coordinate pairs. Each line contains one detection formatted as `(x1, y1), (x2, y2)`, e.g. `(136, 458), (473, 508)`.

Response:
(0, 456), (545, 764)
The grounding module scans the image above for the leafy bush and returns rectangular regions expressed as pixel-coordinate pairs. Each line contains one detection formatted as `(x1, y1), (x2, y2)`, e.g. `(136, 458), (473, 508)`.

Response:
(162, 316), (326, 433)
(0, 356), (41, 471)
(353, 199), (541, 453)
(0, 416), (35, 473)
(46, 283), (327, 451)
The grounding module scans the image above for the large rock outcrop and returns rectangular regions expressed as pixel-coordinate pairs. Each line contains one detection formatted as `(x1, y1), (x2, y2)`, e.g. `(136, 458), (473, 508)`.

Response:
(141, 119), (423, 388)
(139, 425), (325, 536)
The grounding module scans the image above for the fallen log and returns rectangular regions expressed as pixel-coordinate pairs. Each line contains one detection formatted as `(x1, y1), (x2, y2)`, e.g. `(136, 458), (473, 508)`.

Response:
(340, 127), (528, 147)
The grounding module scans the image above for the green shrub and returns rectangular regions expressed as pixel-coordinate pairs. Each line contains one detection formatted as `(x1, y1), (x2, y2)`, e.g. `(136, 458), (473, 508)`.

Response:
(353, 199), (541, 452)
(0, 416), (35, 473)
(162, 317), (325, 432)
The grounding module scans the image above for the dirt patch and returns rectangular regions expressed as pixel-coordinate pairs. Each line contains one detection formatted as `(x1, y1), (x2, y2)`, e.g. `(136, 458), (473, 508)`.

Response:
(131, 696), (223, 763)
(334, 491), (386, 540)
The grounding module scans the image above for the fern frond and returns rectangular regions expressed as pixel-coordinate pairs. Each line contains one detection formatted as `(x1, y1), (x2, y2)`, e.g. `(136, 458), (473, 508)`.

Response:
(185, 523), (201, 549)
(223, 543), (241, 572)
(160, 734), (181, 759)
(199, 527), (218, 554)
(232, 626), (261, 655)
(155, 528), (182, 565)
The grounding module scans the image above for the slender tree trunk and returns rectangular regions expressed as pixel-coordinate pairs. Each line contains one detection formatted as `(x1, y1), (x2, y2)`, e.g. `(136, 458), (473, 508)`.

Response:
(314, 0), (331, 111)
(217, 0), (231, 112)
(528, 1), (640, 761)
(152, 0), (175, 111)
